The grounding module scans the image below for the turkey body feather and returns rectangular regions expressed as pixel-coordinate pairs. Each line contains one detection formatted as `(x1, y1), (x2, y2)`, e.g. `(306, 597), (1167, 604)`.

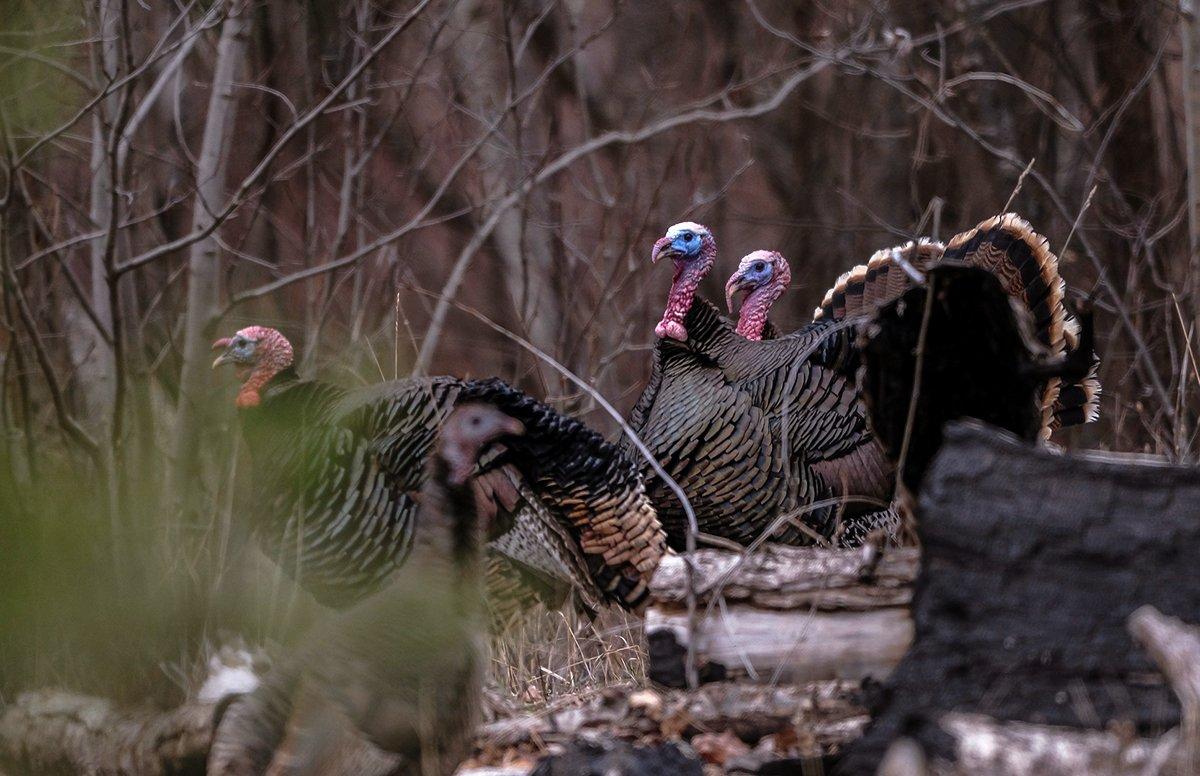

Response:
(627, 299), (880, 547)
(237, 371), (665, 615)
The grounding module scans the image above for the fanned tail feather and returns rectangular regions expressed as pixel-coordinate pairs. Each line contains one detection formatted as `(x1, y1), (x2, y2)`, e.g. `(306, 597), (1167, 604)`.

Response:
(813, 240), (943, 323)
(1051, 356), (1102, 428)
(813, 213), (1101, 437)
(942, 213), (1101, 435)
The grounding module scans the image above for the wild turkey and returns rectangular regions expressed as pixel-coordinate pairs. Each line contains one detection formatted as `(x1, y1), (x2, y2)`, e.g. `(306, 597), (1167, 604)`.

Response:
(631, 215), (1099, 550)
(629, 223), (873, 548)
(211, 327), (664, 618)
(208, 403), (518, 776)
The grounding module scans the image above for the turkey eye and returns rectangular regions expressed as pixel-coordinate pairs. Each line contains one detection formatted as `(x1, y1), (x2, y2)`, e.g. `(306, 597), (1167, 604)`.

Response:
(753, 262), (766, 272)
(683, 232), (694, 241)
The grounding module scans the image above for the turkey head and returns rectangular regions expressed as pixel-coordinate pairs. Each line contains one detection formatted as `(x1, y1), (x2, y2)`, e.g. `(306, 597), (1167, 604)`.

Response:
(651, 221), (717, 342)
(211, 325), (294, 409)
(725, 250), (791, 341)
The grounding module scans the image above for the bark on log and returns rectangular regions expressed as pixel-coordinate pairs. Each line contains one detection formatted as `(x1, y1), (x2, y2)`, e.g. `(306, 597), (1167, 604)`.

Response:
(0, 690), (216, 775)
(645, 547), (917, 687)
(839, 422), (1200, 773)
(648, 547), (917, 610)
(875, 605), (1200, 775)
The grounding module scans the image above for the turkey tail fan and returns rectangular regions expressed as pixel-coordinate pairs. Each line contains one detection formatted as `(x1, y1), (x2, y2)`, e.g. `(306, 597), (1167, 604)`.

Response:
(1051, 358), (1102, 429)
(942, 213), (1101, 435)
(942, 213), (1072, 351)
(813, 240), (944, 323)
(460, 378), (667, 610)
(1047, 304), (1102, 431)
(813, 213), (1101, 437)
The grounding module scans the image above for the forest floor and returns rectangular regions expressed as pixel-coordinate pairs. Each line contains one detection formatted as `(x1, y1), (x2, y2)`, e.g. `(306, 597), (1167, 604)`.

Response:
(466, 679), (865, 773)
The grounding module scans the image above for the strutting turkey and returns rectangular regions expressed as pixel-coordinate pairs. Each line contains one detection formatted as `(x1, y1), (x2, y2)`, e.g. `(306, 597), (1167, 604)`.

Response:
(630, 214), (1100, 550)
(629, 223), (876, 548)
(211, 327), (665, 620)
(207, 403), (518, 776)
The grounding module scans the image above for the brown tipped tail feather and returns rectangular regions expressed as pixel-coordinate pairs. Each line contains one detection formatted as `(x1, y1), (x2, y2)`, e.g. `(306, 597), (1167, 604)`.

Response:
(814, 213), (1101, 439)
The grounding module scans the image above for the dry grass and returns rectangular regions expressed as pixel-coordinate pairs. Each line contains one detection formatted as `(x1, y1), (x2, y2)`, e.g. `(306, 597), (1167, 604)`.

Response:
(488, 607), (647, 713)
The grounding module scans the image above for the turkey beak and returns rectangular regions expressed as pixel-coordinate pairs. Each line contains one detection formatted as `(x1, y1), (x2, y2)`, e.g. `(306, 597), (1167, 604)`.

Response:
(211, 337), (233, 369)
(725, 272), (751, 314)
(651, 236), (676, 264)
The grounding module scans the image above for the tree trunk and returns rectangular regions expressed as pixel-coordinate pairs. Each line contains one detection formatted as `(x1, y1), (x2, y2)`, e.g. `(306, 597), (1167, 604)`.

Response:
(169, 0), (251, 515)
(441, 0), (563, 383)
(1185, 1), (1200, 331)
(63, 0), (121, 433)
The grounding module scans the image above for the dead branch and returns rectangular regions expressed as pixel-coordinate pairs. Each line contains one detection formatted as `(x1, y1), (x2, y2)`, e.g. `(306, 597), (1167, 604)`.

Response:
(112, 0), (435, 277)
(1129, 606), (1200, 773)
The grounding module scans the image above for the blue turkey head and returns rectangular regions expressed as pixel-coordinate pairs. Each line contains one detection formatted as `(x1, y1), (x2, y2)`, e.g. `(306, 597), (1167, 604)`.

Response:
(652, 221), (710, 263)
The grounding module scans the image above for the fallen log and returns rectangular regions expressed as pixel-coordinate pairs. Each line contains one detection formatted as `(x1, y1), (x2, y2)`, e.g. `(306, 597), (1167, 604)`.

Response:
(645, 546), (917, 688)
(840, 422), (1200, 773)
(0, 690), (215, 775)
(0, 646), (259, 775)
(877, 606), (1200, 775)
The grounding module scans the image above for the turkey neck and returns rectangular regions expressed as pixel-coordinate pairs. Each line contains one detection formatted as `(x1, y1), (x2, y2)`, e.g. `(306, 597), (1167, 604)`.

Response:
(237, 369), (345, 485)
(405, 456), (486, 616)
(736, 283), (785, 341)
(658, 243), (717, 340)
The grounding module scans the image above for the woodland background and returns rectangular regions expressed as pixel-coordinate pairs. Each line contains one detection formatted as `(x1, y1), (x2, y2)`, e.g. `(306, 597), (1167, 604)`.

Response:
(0, 0), (1195, 712)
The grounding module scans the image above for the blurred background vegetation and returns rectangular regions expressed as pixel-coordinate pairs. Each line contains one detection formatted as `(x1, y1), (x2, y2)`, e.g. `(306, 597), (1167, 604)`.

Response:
(0, 0), (1194, 711)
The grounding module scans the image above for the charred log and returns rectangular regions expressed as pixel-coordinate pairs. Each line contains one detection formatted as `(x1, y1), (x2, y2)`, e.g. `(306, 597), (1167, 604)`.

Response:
(840, 422), (1200, 773)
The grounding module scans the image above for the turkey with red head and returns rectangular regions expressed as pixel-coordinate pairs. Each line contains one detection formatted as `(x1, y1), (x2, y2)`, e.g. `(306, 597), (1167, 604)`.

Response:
(211, 327), (665, 621)
(724, 250), (792, 341)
